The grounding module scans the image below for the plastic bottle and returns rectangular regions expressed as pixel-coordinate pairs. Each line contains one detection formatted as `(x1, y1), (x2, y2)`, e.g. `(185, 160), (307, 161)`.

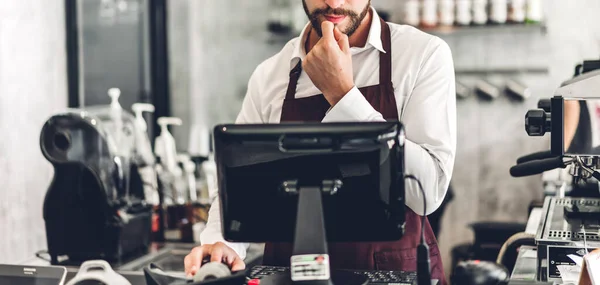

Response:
(131, 103), (159, 206)
(131, 103), (156, 165)
(108, 88), (124, 148)
(177, 154), (197, 203)
(154, 117), (183, 175)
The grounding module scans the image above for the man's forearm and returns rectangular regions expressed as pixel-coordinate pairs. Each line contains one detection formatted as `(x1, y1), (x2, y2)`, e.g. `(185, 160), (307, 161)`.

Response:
(403, 139), (451, 216)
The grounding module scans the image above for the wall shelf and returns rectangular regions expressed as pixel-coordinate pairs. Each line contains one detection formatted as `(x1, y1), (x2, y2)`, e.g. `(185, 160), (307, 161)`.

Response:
(420, 23), (547, 36)
(455, 67), (549, 76)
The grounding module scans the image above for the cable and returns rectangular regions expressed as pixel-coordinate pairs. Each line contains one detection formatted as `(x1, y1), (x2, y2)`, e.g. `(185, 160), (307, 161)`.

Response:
(404, 174), (430, 285)
(582, 224), (590, 255)
(405, 175), (426, 244)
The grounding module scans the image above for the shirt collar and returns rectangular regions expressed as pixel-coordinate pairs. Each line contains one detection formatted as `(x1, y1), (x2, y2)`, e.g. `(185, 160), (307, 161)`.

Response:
(290, 6), (386, 71)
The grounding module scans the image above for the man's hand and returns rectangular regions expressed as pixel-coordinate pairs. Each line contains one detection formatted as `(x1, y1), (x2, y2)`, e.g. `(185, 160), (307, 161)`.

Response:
(303, 21), (354, 106)
(184, 242), (245, 277)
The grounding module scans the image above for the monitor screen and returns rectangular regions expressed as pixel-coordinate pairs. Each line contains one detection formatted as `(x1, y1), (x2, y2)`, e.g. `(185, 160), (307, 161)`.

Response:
(0, 264), (66, 285)
(214, 122), (406, 243)
(0, 276), (64, 285)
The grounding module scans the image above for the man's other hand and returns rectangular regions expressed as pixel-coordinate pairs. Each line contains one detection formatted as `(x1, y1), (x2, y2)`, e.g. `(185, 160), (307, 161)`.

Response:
(303, 21), (354, 106)
(184, 242), (246, 277)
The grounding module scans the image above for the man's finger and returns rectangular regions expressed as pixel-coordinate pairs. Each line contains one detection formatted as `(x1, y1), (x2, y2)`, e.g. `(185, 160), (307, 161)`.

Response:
(230, 257), (246, 271)
(190, 246), (208, 275)
(333, 27), (344, 41)
(210, 247), (224, 263)
(321, 21), (335, 42)
(184, 254), (192, 276)
(337, 33), (350, 54)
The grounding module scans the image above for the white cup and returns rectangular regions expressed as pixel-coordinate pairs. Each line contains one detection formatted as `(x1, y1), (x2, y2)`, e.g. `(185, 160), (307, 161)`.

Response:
(509, 0), (526, 22)
(438, 0), (455, 26)
(472, 0), (488, 25)
(489, 0), (507, 24)
(403, 0), (420, 26)
(455, 0), (472, 25)
(421, 0), (439, 28)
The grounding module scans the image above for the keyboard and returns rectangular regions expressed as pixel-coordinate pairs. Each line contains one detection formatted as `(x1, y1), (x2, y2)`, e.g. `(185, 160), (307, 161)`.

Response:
(248, 265), (419, 285)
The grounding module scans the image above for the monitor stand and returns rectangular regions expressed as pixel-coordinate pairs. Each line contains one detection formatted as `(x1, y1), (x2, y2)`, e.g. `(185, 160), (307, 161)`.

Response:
(260, 180), (368, 285)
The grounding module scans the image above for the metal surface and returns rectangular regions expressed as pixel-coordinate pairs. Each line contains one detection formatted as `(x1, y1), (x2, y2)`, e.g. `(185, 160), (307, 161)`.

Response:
(535, 197), (600, 282)
(510, 246), (538, 281)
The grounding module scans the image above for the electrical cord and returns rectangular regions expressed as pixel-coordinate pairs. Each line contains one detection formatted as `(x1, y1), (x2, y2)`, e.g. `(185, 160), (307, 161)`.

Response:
(404, 174), (431, 285)
(405, 175), (426, 244)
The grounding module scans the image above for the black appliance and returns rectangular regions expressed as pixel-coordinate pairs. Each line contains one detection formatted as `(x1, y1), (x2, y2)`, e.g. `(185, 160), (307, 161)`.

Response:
(40, 107), (153, 265)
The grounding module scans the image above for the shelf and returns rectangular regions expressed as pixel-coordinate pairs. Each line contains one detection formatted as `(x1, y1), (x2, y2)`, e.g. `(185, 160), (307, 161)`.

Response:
(420, 23), (547, 36)
(455, 67), (549, 76)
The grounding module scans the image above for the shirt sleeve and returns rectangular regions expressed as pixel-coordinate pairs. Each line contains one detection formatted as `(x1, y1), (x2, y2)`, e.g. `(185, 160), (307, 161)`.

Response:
(321, 38), (456, 216)
(200, 68), (265, 258)
(400, 39), (456, 216)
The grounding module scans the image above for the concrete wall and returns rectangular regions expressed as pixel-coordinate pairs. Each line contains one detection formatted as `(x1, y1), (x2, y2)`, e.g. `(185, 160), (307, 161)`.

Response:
(0, 0), (67, 263)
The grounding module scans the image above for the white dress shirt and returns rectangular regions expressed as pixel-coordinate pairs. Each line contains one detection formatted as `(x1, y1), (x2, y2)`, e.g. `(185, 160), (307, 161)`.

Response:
(200, 8), (456, 260)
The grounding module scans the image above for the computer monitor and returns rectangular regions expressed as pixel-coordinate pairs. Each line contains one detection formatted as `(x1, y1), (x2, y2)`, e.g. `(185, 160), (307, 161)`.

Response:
(213, 122), (406, 285)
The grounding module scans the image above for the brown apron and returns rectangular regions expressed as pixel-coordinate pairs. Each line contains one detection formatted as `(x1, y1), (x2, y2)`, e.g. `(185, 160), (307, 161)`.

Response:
(263, 18), (447, 284)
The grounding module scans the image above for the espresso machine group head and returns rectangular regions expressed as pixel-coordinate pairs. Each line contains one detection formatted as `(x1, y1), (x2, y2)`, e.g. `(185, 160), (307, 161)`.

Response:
(40, 104), (154, 265)
(511, 70), (600, 183)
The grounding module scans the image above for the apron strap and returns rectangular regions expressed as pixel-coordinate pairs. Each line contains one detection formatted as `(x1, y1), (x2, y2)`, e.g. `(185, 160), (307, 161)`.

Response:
(379, 18), (392, 86)
(285, 61), (303, 100)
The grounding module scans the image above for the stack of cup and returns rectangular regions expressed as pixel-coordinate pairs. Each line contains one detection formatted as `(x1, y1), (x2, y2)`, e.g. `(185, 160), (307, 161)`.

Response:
(489, 0), (508, 24)
(455, 0), (472, 26)
(472, 0), (488, 25)
(421, 0), (439, 28)
(438, 0), (455, 26)
(403, 0), (420, 27)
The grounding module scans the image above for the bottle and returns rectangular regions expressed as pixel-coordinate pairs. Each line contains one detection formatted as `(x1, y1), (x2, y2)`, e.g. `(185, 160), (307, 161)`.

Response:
(508, 0), (526, 23)
(421, 0), (439, 28)
(403, 0), (420, 26)
(131, 103), (159, 206)
(438, 0), (455, 26)
(455, 0), (472, 26)
(108, 88), (124, 148)
(472, 0), (488, 25)
(132, 103), (156, 166)
(489, 0), (507, 24)
(155, 117), (183, 176)
(525, 0), (543, 23)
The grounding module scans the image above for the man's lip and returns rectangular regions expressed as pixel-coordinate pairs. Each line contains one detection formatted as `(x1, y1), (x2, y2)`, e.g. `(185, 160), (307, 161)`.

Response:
(324, 15), (346, 23)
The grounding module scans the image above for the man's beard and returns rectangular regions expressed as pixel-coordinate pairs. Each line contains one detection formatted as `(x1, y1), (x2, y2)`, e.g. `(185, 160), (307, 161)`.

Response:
(302, 0), (371, 38)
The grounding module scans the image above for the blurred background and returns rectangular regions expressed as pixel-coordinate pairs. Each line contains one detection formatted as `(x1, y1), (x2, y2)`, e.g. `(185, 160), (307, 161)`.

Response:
(1, 0), (600, 279)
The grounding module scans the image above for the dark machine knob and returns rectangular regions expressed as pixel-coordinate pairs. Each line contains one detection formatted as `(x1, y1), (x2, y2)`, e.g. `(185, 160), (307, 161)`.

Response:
(525, 109), (551, 136)
(537, 99), (551, 112)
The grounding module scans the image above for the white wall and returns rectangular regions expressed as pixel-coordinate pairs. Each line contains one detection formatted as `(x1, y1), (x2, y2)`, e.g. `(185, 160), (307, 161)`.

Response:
(0, 0), (67, 263)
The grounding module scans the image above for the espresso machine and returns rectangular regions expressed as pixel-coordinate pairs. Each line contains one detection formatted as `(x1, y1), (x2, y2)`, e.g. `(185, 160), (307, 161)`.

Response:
(510, 65), (600, 282)
(40, 89), (155, 265)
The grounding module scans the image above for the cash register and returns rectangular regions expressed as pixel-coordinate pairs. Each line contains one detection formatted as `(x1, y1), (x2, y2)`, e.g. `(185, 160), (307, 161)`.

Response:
(145, 121), (439, 285)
